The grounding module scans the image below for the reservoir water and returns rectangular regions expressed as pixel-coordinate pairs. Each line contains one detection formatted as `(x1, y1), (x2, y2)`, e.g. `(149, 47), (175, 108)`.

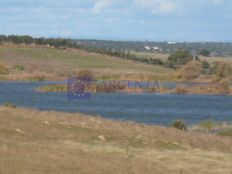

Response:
(0, 81), (232, 126)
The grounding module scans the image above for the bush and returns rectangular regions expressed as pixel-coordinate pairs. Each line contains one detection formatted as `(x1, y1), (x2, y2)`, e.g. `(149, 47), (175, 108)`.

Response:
(174, 86), (188, 94)
(176, 61), (202, 81)
(218, 128), (232, 137)
(14, 64), (25, 71)
(199, 120), (217, 132)
(200, 49), (210, 57)
(202, 61), (210, 74)
(77, 70), (94, 81)
(0, 64), (9, 75)
(3, 103), (16, 108)
(210, 62), (232, 80)
(220, 82), (230, 94)
(172, 120), (187, 131)
(37, 84), (67, 92)
(28, 75), (45, 82)
(216, 63), (227, 79)
(202, 60), (210, 69)
(167, 50), (196, 68)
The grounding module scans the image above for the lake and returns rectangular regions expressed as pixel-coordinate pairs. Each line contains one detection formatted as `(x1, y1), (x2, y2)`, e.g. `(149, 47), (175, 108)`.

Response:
(0, 81), (232, 126)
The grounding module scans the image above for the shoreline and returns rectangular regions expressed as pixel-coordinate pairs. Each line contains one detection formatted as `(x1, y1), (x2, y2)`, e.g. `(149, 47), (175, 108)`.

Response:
(0, 80), (230, 96)
(33, 81), (232, 96)
(1, 106), (232, 174)
(1, 105), (232, 135)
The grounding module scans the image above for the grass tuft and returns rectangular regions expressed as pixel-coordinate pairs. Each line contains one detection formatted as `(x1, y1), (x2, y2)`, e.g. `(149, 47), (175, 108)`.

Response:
(3, 102), (16, 108)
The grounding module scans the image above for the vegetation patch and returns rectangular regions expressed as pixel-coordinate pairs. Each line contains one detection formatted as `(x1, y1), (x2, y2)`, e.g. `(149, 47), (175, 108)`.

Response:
(176, 61), (202, 81)
(198, 120), (217, 132)
(174, 86), (188, 94)
(13, 64), (25, 71)
(166, 50), (197, 68)
(171, 120), (187, 131)
(218, 128), (232, 137)
(37, 84), (67, 92)
(28, 75), (45, 82)
(3, 102), (16, 108)
(0, 64), (9, 75)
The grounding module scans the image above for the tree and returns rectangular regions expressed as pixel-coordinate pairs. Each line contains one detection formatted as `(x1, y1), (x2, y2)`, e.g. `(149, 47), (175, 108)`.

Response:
(199, 120), (217, 133)
(200, 49), (210, 57)
(172, 120), (187, 131)
(0, 35), (7, 43)
(21, 35), (33, 44)
(202, 60), (210, 69)
(167, 50), (195, 68)
(35, 37), (46, 45)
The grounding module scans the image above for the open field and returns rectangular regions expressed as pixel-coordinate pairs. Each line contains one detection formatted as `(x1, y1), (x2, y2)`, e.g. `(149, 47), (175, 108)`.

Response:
(132, 51), (232, 64)
(0, 106), (232, 174)
(200, 56), (232, 63)
(1, 44), (232, 94)
(130, 51), (169, 60)
(1, 44), (232, 82)
(0, 44), (174, 81)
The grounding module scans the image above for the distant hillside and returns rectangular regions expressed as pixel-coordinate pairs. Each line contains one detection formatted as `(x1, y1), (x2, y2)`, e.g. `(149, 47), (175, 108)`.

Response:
(1, 34), (232, 57)
(77, 40), (232, 57)
(0, 44), (173, 81)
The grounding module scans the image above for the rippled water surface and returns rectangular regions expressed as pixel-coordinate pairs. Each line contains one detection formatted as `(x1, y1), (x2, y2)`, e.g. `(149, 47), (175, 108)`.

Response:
(0, 81), (232, 125)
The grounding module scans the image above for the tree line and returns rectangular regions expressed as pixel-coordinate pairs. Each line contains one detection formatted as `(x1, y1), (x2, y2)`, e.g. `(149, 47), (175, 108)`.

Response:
(0, 34), (202, 68)
(0, 34), (165, 66)
(0, 34), (79, 48)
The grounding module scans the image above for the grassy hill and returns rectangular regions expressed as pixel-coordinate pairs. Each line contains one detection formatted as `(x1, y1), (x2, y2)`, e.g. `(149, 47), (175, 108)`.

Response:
(0, 44), (174, 81)
(0, 107), (232, 174)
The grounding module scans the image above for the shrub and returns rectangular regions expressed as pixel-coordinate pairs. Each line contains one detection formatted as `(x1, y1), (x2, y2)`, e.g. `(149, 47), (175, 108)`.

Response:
(3, 103), (16, 108)
(210, 62), (232, 80)
(14, 64), (25, 71)
(172, 120), (187, 131)
(175, 61), (202, 81)
(77, 69), (94, 81)
(28, 75), (45, 82)
(0, 64), (9, 75)
(202, 60), (210, 69)
(220, 82), (230, 94)
(200, 49), (210, 57)
(202, 60), (210, 74)
(199, 120), (217, 132)
(218, 128), (232, 137)
(167, 50), (196, 68)
(216, 63), (227, 79)
(37, 85), (67, 92)
(174, 86), (188, 94)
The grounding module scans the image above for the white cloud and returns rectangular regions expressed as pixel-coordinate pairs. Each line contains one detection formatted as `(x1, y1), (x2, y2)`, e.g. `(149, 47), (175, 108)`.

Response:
(134, 0), (179, 14)
(156, 1), (177, 13)
(93, 0), (110, 12)
(92, 0), (120, 12)
(134, 0), (230, 14)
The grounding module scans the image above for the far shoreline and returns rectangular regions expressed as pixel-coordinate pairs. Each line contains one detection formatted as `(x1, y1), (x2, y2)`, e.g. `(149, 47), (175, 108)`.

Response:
(0, 79), (231, 96)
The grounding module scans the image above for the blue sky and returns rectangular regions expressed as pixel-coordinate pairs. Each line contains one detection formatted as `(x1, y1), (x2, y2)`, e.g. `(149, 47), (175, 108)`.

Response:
(0, 0), (232, 41)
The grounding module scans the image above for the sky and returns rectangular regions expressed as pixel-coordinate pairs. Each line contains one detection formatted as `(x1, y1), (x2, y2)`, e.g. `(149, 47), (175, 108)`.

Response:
(0, 0), (232, 41)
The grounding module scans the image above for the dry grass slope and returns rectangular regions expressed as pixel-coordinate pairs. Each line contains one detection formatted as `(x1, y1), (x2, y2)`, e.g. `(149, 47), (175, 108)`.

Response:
(0, 45), (174, 81)
(0, 107), (232, 174)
